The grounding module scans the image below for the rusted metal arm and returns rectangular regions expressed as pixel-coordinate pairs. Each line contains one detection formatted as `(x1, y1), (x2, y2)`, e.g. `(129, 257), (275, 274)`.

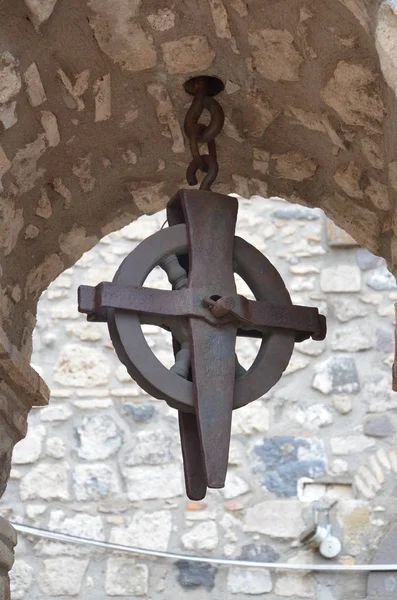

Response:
(78, 283), (325, 342)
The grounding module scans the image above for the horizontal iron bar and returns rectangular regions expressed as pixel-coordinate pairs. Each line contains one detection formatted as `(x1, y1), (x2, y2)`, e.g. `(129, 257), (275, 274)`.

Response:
(78, 283), (325, 340)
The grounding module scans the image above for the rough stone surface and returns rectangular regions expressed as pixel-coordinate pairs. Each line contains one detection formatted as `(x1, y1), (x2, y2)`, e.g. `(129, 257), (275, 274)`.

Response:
(38, 557), (89, 596)
(105, 558), (148, 597)
(254, 437), (327, 497)
(312, 356), (360, 395)
(227, 567), (273, 594)
(176, 561), (217, 592)
(364, 415), (395, 438)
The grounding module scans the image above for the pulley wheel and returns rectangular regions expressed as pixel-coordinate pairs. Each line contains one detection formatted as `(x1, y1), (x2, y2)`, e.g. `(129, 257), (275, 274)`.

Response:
(107, 224), (295, 412)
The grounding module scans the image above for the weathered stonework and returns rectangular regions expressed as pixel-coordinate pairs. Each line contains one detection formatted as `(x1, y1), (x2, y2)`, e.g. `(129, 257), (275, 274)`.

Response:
(1, 1), (397, 597)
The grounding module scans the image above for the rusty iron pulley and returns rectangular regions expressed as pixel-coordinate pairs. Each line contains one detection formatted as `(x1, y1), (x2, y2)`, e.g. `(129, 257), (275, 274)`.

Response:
(78, 76), (326, 501)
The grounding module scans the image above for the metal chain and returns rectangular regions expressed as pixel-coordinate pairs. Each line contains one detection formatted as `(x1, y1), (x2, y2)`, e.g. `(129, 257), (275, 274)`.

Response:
(184, 84), (225, 190)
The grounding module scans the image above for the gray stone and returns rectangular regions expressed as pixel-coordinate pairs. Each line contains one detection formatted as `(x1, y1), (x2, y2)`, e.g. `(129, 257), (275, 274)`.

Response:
(110, 510), (172, 552)
(364, 415), (395, 437)
(365, 371), (397, 412)
(10, 560), (34, 600)
(177, 561), (216, 591)
(254, 437), (327, 497)
(330, 435), (375, 455)
(320, 265), (361, 293)
(332, 297), (367, 322)
(275, 573), (315, 598)
(12, 424), (45, 464)
(356, 248), (384, 271)
(48, 510), (104, 540)
(20, 462), (69, 501)
(331, 325), (373, 352)
(286, 403), (333, 428)
(271, 205), (320, 220)
(123, 429), (174, 465)
(244, 501), (304, 538)
(75, 415), (123, 460)
(366, 267), (397, 290)
(376, 326), (394, 353)
(122, 403), (155, 422)
(239, 544), (280, 563)
(312, 356), (360, 395)
(182, 521), (218, 552)
(123, 464), (183, 500)
(73, 463), (121, 501)
(38, 557), (89, 596)
(227, 568), (273, 594)
(105, 558), (148, 596)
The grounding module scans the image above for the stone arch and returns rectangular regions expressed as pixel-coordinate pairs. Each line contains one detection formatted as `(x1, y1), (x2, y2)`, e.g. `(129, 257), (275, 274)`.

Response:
(2, 0), (397, 595)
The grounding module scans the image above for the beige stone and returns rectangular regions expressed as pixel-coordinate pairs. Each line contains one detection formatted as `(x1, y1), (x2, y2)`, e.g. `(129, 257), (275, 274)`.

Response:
(0, 52), (21, 104)
(162, 36), (215, 74)
(23, 62), (47, 107)
(248, 29), (304, 81)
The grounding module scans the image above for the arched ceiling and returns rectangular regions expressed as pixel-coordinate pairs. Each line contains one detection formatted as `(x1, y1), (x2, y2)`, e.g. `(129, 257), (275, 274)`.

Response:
(1, 0), (397, 349)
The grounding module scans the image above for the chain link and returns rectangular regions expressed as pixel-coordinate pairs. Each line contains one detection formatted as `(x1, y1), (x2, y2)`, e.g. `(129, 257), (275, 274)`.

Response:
(184, 85), (225, 190)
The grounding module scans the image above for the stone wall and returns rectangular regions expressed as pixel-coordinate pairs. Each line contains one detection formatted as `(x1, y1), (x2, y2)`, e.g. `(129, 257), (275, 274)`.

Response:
(2, 195), (397, 599)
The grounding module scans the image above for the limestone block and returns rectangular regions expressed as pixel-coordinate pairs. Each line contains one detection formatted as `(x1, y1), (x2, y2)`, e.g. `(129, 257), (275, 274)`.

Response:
(105, 558), (148, 596)
(110, 510), (172, 552)
(244, 501), (304, 538)
(227, 568), (273, 594)
(38, 557), (89, 596)
(53, 344), (110, 387)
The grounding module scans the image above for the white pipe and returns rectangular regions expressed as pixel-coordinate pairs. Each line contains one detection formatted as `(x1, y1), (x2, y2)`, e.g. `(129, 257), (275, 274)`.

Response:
(11, 522), (396, 572)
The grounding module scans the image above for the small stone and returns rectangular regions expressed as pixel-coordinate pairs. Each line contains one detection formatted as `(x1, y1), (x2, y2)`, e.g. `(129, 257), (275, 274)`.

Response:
(231, 401), (269, 434)
(41, 110), (60, 146)
(356, 248), (384, 271)
(330, 459), (349, 476)
(147, 8), (175, 31)
(320, 265), (361, 292)
(0, 101), (17, 130)
(223, 472), (250, 499)
(12, 424), (45, 464)
(273, 151), (317, 181)
(177, 561), (216, 591)
(105, 558), (148, 596)
(23, 62), (46, 106)
(364, 415), (395, 437)
(244, 500), (304, 538)
(239, 544), (280, 563)
(53, 344), (110, 387)
(10, 559), (34, 599)
(73, 463), (120, 500)
(275, 573), (315, 598)
(38, 558), (89, 596)
(376, 326), (394, 353)
(228, 568), (273, 594)
(332, 297), (367, 322)
(35, 189), (52, 219)
(65, 322), (103, 342)
(40, 404), (72, 422)
(332, 395), (353, 414)
(122, 403), (155, 422)
(286, 403), (333, 428)
(330, 435), (375, 455)
(366, 267), (397, 290)
(122, 464), (183, 501)
(46, 437), (66, 459)
(296, 338), (326, 356)
(75, 415), (123, 460)
(248, 28), (303, 81)
(24, 0), (58, 29)
(312, 356), (360, 395)
(20, 462), (69, 501)
(0, 52), (21, 104)
(272, 205), (320, 220)
(182, 521), (218, 552)
(254, 437), (327, 497)
(162, 36), (215, 74)
(331, 325), (373, 352)
(48, 510), (104, 540)
(123, 429), (174, 465)
(110, 510), (172, 552)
